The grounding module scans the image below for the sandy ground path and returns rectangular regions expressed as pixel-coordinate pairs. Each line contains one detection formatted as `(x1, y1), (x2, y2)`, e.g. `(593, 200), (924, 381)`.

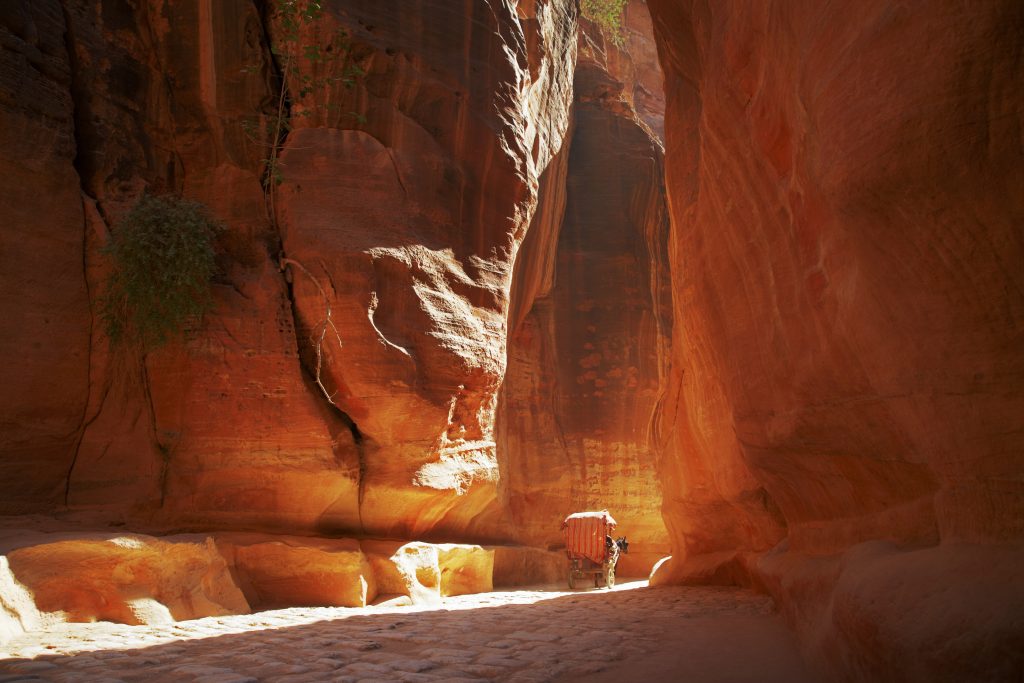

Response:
(0, 582), (819, 682)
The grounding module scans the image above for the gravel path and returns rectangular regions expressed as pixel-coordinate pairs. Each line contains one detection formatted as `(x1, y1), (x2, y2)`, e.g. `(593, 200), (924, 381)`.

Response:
(0, 582), (818, 682)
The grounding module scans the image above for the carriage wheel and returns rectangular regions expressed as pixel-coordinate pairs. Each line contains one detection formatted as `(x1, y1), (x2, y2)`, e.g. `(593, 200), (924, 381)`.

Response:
(604, 564), (616, 589)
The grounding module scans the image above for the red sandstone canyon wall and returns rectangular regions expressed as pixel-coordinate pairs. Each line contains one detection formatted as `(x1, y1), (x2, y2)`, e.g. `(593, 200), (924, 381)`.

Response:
(272, 0), (578, 540)
(0, 1), (91, 513)
(498, 1), (673, 575)
(0, 0), (675, 554)
(0, 0), (579, 537)
(1, 1), (672, 553)
(4, 1), (1021, 678)
(646, 0), (1024, 679)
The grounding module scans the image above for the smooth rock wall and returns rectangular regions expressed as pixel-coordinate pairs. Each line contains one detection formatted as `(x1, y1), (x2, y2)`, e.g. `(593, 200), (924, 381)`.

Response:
(0, 1), (90, 513)
(498, 1), (673, 577)
(646, 0), (1024, 679)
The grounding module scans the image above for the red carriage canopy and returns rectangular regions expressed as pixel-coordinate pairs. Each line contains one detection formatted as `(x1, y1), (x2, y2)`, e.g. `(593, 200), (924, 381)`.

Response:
(562, 510), (617, 565)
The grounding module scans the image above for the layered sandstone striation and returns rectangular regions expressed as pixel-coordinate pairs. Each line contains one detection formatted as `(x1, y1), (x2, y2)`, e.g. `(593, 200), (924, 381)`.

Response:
(215, 534), (376, 609)
(0, 1), (669, 573)
(646, 0), (1024, 679)
(498, 0), (672, 576)
(363, 539), (495, 603)
(4, 1), (1020, 678)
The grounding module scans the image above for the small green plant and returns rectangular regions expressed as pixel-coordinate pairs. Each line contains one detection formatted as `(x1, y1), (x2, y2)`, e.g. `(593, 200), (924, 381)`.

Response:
(99, 194), (222, 349)
(241, 1), (363, 408)
(245, 0), (363, 203)
(581, 0), (628, 46)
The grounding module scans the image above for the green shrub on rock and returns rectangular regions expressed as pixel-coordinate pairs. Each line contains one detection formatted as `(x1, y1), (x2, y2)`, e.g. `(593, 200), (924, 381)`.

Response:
(99, 194), (221, 349)
(581, 0), (629, 46)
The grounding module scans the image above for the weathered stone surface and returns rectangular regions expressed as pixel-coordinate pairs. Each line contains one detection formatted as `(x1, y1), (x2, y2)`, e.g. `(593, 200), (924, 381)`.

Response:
(436, 544), (494, 597)
(491, 546), (565, 587)
(0, 556), (41, 644)
(0, 0), (683, 581)
(215, 534), (375, 609)
(55, 1), (358, 536)
(362, 539), (493, 603)
(1, 531), (248, 626)
(275, 0), (578, 540)
(579, 0), (665, 140)
(497, 6), (672, 576)
(3, 0), (581, 544)
(0, 1), (90, 513)
(646, 0), (1024, 678)
(3, 1), (1019, 677)
(758, 542), (1024, 682)
(363, 540), (443, 606)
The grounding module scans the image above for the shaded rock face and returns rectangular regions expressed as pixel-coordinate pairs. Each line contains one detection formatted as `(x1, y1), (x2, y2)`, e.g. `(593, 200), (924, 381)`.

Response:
(55, 0), (355, 532)
(498, 3), (672, 576)
(0, 1), (90, 512)
(5, 1), (1019, 678)
(645, 0), (1024, 678)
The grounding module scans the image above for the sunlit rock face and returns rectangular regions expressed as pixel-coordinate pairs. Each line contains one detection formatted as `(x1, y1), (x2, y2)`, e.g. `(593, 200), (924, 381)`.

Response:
(0, 527), (508, 640)
(646, 0), (1024, 678)
(0, 0), (670, 560)
(0, 1), (579, 539)
(215, 534), (376, 609)
(274, 0), (578, 539)
(3, 533), (249, 625)
(498, 1), (672, 576)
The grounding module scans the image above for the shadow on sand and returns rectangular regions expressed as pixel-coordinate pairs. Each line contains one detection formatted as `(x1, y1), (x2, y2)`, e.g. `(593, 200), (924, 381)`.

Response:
(1, 583), (820, 682)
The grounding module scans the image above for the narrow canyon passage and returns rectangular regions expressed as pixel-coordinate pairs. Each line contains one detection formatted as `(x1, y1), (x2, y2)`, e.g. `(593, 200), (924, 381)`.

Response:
(0, 583), (816, 683)
(1, 0), (1021, 681)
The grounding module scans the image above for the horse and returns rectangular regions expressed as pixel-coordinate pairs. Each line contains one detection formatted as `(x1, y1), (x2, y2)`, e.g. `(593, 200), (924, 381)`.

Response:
(605, 535), (629, 562)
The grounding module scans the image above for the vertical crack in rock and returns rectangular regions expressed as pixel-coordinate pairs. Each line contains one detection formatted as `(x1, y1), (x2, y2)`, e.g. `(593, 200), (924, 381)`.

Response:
(58, 0), (97, 507)
(59, 2), (96, 205)
(278, 261), (368, 530)
(253, 0), (369, 531)
(57, 0), (176, 508)
(138, 362), (167, 509)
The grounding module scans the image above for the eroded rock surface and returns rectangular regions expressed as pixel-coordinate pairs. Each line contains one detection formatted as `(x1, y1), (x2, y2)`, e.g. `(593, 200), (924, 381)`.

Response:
(0, 1), (584, 543)
(0, 1), (90, 514)
(215, 534), (376, 609)
(498, 1), (672, 576)
(0, 0), (674, 574)
(645, 0), (1024, 679)
(273, 0), (578, 539)
(0, 526), (522, 640)
(1, 532), (249, 626)
(3, 1), (1021, 678)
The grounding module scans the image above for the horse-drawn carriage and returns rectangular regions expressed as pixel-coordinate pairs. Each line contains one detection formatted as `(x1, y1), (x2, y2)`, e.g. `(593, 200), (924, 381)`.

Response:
(562, 510), (627, 589)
